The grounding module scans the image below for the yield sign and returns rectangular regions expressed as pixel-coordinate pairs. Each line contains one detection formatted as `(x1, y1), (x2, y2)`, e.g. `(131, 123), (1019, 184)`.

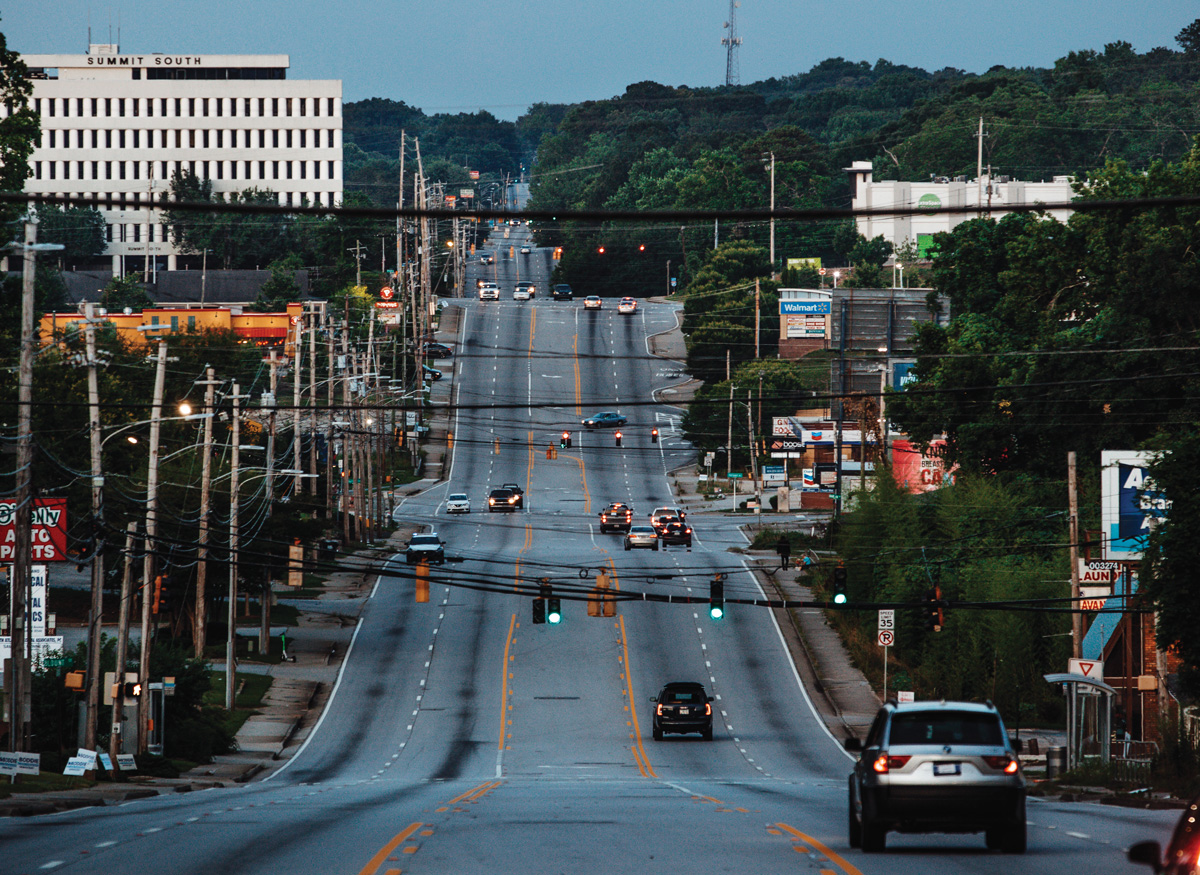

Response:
(1068, 657), (1104, 680)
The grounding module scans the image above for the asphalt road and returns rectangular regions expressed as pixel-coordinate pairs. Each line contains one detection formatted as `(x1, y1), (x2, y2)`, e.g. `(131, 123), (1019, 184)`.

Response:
(2, 242), (1181, 874)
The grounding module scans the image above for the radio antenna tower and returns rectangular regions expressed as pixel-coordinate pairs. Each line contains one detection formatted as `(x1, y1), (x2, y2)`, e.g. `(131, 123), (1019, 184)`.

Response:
(722, 1), (743, 86)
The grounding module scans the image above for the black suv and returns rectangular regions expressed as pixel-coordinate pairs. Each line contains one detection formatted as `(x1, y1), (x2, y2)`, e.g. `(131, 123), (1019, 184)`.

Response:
(552, 284), (574, 300)
(846, 700), (1025, 854)
(500, 483), (524, 509)
(658, 521), (692, 548)
(650, 681), (713, 741)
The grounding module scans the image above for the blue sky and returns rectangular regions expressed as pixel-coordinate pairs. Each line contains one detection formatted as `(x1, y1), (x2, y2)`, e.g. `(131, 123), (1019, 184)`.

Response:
(8, 1), (1198, 119)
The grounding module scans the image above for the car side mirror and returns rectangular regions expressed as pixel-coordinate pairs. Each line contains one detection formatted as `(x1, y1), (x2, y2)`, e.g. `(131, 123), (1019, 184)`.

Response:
(1127, 841), (1163, 872)
(648, 697), (657, 703)
(843, 737), (863, 752)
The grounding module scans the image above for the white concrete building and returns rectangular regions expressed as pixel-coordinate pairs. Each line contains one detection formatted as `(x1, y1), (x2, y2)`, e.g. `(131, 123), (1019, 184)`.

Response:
(9, 44), (342, 274)
(845, 160), (1075, 257)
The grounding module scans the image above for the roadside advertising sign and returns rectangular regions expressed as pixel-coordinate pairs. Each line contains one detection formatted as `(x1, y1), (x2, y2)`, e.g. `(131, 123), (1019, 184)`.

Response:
(0, 498), (68, 561)
(762, 465), (786, 483)
(1102, 451), (1168, 561)
(891, 440), (955, 494)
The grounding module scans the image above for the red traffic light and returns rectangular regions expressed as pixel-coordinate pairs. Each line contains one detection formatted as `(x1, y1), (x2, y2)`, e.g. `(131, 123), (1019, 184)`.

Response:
(598, 246), (606, 254)
(638, 244), (646, 251)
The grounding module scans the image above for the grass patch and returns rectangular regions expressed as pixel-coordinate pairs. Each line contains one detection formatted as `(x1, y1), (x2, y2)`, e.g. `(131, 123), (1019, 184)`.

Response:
(203, 671), (274, 736)
(0, 771), (94, 799)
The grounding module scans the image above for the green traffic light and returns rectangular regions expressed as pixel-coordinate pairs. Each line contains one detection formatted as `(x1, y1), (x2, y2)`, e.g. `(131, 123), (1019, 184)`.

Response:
(709, 605), (724, 620)
(547, 597), (562, 624)
(548, 608), (562, 624)
(833, 593), (848, 605)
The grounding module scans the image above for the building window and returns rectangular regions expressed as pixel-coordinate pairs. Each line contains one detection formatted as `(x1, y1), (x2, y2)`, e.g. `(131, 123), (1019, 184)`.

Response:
(245, 160), (252, 179)
(175, 98), (182, 116)
(149, 313), (157, 325)
(188, 315), (196, 330)
(327, 129), (335, 148)
(258, 160), (265, 179)
(92, 160), (98, 179)
(132, 98), (139, 116)
(201, 98), (208, 117)
(161, 98), (167, 116)
(272, 98), (279, 117)
(188, 160), (196, 176)
(48, 129), (55, 148)
(105, 98), (112, 116)
(286, 130), (292, 148)
(133, 130), (140, 148)
(77, 161), (84, 179)
(132, 224), (140, 243)
(272, 130), (279, 148)
(328, 160), (334, 178)
(314, 98), (321, 117)
(189, 130), (196, 148)
(215, 98), (223, 117)
(46, 98), (55, 116)
(286, 161), (293, 179)
(328, 98), (334, 116)
(244, 97), (251, 116)
(216, 161), (223, 179)
(105, 161), (112, 180)
(272, 160), (279, 179)
(188, 98), (195, 116)
(118, 130), (125, 148)
(33, 161), (41, 179)
(258, 97), (265, 116)
(202, 130), (209, 148)
(299, 97), (306, 116)
(315, 161), (320, 179)
(258, 129), (266, 148)
(299, 160), (306, 179)
(286, 97), (292, 116)
(118, 98), (125, 117)
(132, 67), (141, 80)
(90, 97), (98, 116)
(48, 162), (56, 180)
(215, 130), (222, 148)
(106, 224), (113, 243)
(160, 160), (168, 179)
(202, 160), (209, 178)
(171, 316), (179, 331)
(231, 161), (237, 180)
(62, 98), (69, 117)
(147, 97), (153, 117)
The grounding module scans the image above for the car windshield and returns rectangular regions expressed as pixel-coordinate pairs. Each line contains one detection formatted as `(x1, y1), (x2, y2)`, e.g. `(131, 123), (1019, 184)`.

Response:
(449, 494), (467, 502)
(410, 535), (439, 546)
(888, 711), (1004, 746)
(663, 688), (705, 704)
(630, 526), (654, 534)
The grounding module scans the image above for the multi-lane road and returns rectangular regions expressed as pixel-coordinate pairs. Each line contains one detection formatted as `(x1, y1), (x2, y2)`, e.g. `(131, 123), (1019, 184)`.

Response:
(3, 234), (1179, 873)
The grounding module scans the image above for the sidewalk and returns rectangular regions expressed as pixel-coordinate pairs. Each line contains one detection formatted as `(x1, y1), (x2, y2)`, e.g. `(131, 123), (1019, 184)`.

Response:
(0, 535), (409, 817)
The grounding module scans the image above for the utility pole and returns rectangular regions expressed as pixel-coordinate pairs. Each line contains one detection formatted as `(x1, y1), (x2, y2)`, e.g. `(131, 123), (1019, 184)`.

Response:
(292, 321), (303, 492)
(260, 352), (280, 655)
(349, 240), (365, 288)
(139, 339), (167, 753)
(200, 248), (208, 304)
(110, 523), (137, 765)
(325, 310), (336, 519)
(754, 278), (761, 359)
(766, 152), (775, 269)
(976, 116), (986, 217)
(341, 300), (353, 544)
(10, 214), (60, 751)
(194, 368), (216, 658)
(225, 383), (241, 711)
(748, 390), (760, 511)
(83, 303), (105, 751)
(1068, 451), (1082, 659)
(308, 303), (319, 496)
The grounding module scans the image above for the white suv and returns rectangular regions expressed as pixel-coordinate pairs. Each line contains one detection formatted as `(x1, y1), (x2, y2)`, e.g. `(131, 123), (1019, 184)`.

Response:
(479, 283), (499, 301)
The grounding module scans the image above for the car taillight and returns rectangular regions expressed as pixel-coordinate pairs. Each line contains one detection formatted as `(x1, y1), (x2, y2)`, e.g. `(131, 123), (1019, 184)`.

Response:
(872, 754), (911, 773)
(656, 704), (663, 716)
(705, 703), (712, 716)
(983, 755), (1020, 774)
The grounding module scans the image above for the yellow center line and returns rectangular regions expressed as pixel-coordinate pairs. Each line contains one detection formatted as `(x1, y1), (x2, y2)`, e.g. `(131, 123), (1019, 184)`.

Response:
(619, 613), (656, 778)
(357, 823), (423, 875)
(775, 824), (865, 875)
(498, 613), (516, 751)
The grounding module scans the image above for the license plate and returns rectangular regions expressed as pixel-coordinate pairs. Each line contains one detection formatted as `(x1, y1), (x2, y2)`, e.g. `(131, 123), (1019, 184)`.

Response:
(679, 707), (690, 715)
(933, 763), (960, 776)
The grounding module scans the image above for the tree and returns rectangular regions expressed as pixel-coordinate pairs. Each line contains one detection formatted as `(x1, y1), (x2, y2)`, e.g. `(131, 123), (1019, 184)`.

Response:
(0, 23), (39, 229)
(100, 274), (154, 311)
(248, 254), (304, 312)
(1177, 18), (1200, 54)
(35, 205), (108, 266)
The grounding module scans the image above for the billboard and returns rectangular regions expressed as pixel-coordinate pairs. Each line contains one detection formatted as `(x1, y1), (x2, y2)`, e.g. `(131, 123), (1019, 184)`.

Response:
(1102, 450), (1168, 561)
(891, 439), (955, 494)
(0, 498), (68, 562)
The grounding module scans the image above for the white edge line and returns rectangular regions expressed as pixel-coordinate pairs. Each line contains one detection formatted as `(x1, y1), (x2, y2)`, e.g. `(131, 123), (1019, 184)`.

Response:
(446, 305), (469, 483)
(263, 613), (367, 782)
(737, 545), (856, 762)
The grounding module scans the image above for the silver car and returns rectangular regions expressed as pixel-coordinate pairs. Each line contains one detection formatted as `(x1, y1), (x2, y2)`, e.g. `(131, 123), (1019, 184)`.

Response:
(846, 700), (1025, 853)
(623, 525), (659, 551)
(445, 493), (470, 514)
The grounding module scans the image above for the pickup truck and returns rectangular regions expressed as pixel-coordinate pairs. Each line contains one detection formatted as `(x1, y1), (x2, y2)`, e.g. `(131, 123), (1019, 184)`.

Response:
(599, 503), (634, 533)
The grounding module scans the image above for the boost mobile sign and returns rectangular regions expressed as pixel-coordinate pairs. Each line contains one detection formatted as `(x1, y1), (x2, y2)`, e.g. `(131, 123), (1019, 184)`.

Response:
(1101, 451), (1169, 561)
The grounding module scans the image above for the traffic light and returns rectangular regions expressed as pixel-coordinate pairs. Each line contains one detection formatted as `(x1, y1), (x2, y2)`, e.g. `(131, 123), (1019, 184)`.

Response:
(123, 681), (142, 697)
(650, 428), (659, 443)
(560, 430), (571, 448)
(638, 243), (646, 252)
(832, 562), (848, 605)
(709, 575), (725, 620)
(547, 594), (562, 624)
(533, 581), (551, 624)
(924, 586), (944, 632)
(598, 246), (606, 254)
(615, 430), (622, 447)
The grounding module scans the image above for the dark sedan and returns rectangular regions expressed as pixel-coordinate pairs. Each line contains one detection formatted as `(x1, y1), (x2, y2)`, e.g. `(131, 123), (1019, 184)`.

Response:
(582, 411), (627, 429)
